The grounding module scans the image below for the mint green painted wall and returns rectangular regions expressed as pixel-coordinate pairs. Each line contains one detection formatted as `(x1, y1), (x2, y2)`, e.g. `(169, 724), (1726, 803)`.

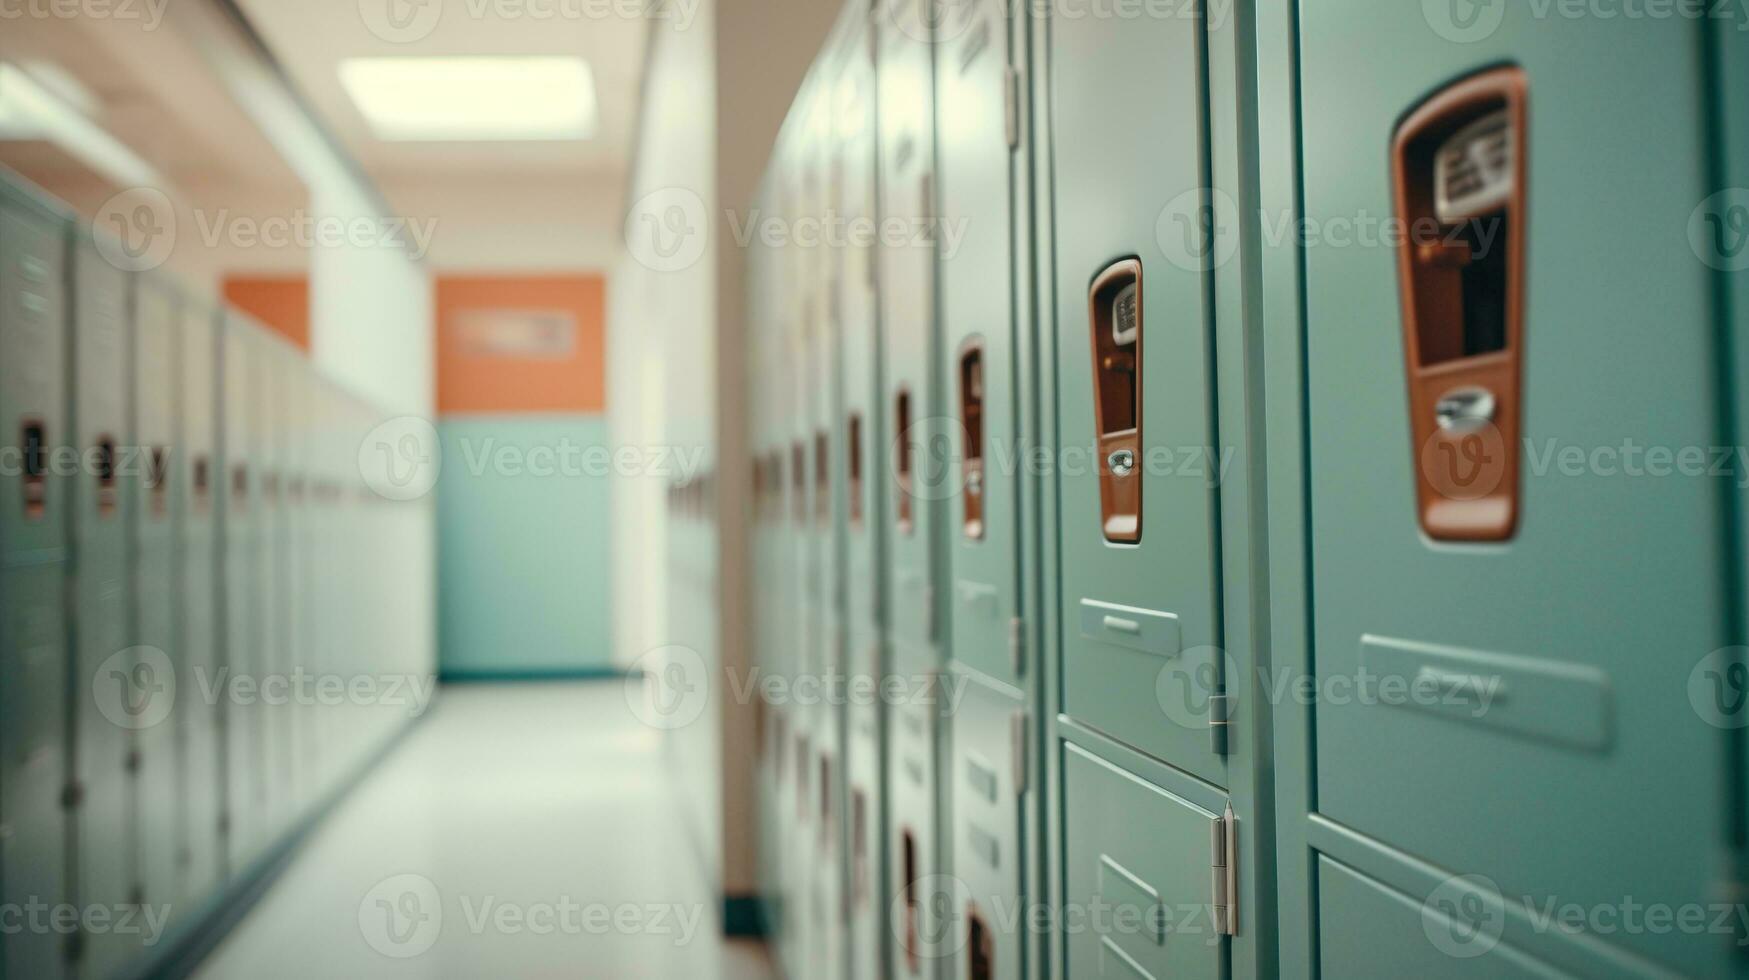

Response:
(437, 416), (613, 677)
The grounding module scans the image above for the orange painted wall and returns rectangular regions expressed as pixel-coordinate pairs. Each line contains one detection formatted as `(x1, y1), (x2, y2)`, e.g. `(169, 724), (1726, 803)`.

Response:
(223, 276), (310, 350)
(436, 275), (607, 415)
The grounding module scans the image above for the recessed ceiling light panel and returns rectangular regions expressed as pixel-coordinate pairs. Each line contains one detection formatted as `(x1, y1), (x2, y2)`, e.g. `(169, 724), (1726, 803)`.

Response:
(338, 56), (598, 142)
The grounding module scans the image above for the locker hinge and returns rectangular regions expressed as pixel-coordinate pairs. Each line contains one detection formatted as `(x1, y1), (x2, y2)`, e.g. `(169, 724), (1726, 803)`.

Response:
(1008, 616), (1025, 676)
(65, 930), (84, 963)
(1211, 802), (1238, 937)
(1209, 692), (1231, 755)
(61, 781), (84, 810)
(1003, 66), (1022, 151)
(1010, 711), (1029, 796)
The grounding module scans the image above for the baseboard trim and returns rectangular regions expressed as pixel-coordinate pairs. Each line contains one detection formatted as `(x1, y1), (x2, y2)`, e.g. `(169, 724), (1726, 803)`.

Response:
(439, 667), (628, 684)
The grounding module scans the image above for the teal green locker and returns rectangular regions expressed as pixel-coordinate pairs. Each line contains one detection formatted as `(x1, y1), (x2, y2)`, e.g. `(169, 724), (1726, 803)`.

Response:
(833, 17), (887, 980)
(280, 360), (311, 826)
(176, 299), (223, 903)
(255, 337), (291, 845)
(806, 68), (852, 980)
(1288, 11), (1731, 977)
(0, 177), (73, 980)
(129, 276), (179, 918)
(69, 238), (136, 979)
(875, 0), (947, 974)
(1046, 0), (1224, 783)
(1316, 857), (1560, 979)
(1061, 746), (1226, 980)
(219, 317), (265, 872)
(945, 676), (1026, 980)
(935, 0), (1023, 687)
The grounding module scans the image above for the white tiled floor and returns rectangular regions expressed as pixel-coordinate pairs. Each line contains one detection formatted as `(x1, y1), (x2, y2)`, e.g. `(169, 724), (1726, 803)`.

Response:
(194, 682), (774, 979)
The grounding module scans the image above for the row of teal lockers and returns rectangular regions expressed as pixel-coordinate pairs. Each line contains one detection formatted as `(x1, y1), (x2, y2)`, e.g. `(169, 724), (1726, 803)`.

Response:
(734, 0), (1749, 978)
(0, 174), (420, 979)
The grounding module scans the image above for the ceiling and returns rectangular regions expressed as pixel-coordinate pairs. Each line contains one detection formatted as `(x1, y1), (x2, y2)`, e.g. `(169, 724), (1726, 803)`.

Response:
(0, 11), (301, 195)
(232, 0), (648, 185)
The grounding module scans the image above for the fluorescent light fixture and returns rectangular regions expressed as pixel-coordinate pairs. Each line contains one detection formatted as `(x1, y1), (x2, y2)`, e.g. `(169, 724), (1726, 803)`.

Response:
(0, 62), (163, 187)
(339, 56), (598, 142)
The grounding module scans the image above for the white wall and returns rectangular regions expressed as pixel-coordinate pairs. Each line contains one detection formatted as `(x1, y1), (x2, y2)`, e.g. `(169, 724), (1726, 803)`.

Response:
(610, 0), (841, 907)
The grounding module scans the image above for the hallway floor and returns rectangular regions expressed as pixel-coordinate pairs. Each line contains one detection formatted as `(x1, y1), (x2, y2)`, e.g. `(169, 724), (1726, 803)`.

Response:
(194, 682), (773, 979)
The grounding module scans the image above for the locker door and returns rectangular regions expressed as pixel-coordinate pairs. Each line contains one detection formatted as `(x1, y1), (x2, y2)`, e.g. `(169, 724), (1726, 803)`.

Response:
(1295, 12), (1729, 977)
(256, 339), (290, 845)
(220, 317), (265, 873)
(177, 301), (223, 903)
(69, 240), (136, 978)
(1048, 0), (1223, 780)
(830, 20), (888, 980)
(130, 277), (180, 918)
(876, 0), (946, 976)
(0, 182), (72, 980)
(935, 0), (1022, 687)
(945, 678), (1024, 980)
(808, 71), (851, 980)
(282, 362), (310, 826)
(1061, 747), (1224, 980)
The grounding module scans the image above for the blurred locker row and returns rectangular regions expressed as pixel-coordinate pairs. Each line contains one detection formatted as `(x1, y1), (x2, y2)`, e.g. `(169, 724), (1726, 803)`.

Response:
(1, 170), (419, 980)
(730, 1), (1749, 979)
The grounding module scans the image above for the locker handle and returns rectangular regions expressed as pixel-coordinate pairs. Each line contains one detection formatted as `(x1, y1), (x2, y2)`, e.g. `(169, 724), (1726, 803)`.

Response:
(147, 447), (170, 518)
(1102, 615), (1142, 635)
(1088, 259), (1143, 543)
(1393, 66), (1527, 541)
(95, 436), (118, 519)
(193, 456), (211, 513)
(1415, 666), (1507, 706)
(894, 389), (914, 534)
(958, 341), (986, 540)
(20, 419), (46, 520)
